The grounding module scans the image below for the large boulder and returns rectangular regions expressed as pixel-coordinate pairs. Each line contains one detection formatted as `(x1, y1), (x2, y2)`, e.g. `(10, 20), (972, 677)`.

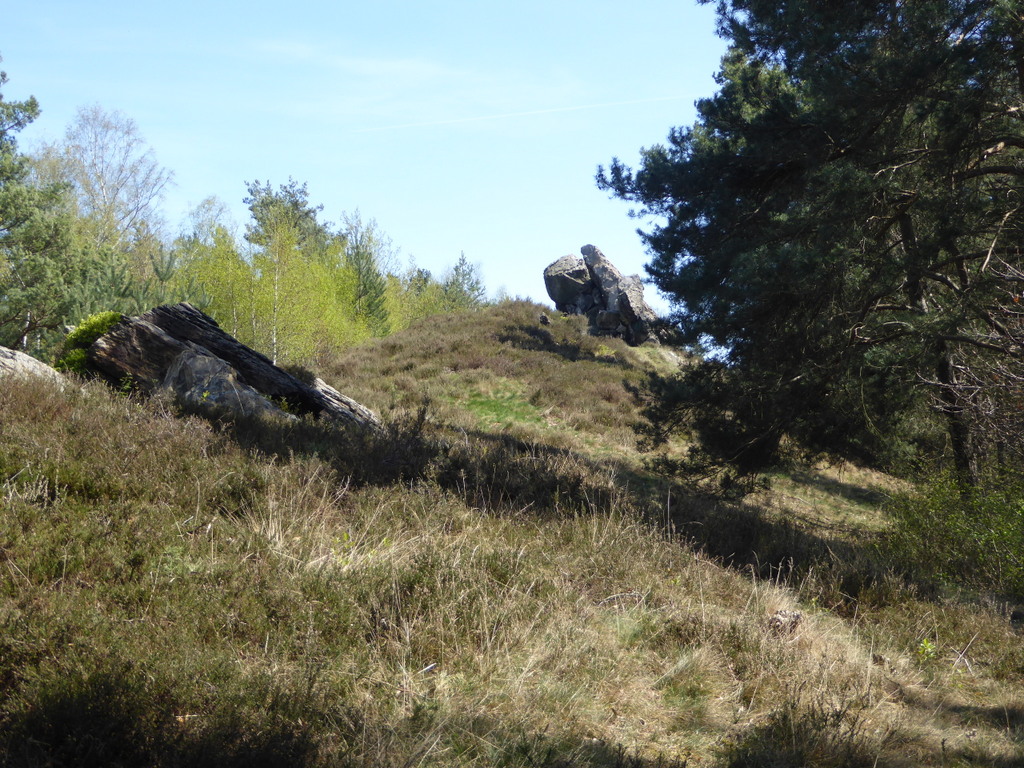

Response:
(0, 346), (64, 386)
(88, 303), (381, 430)
(543, 255), (591, 309)
(617, 274), (660, 345)
(543, 245), (661, 346)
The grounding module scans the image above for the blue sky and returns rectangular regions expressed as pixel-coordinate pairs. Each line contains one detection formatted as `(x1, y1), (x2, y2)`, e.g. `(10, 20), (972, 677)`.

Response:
(4, 1), (726, 311)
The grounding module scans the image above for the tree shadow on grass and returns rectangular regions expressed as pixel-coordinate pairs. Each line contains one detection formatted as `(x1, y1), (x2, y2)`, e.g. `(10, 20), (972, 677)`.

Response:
(207, 405), (889, 590)
(1, 659), (691, 768)
(0, 662), (319, 768)
(203, 402), (912, 616)
(496, 324), (635, 370)
(787, 468), (890, 508)
(369, 710), (696, 768)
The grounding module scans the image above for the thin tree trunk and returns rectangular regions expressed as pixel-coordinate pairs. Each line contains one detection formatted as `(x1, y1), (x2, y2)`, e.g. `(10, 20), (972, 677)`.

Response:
(935, 342), (981, 486)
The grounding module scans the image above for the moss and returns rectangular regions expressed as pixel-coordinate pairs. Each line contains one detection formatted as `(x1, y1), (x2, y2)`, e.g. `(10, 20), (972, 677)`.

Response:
(54, 311), (124, 375)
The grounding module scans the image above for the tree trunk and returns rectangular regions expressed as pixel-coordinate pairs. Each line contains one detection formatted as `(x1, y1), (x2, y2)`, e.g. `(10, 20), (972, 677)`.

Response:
(935, 343), (981, 486)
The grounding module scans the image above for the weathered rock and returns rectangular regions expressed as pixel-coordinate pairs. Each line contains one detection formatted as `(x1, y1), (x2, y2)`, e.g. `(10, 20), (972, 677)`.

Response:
(617, 275), (658, 326)
(542, 245), (661, 346)
(617, 275), (659, 345)
(161, 348), (295, 421)
(543, 255), (591, 310)
(89, 317), (193, 391)
(581, 244), (625, 312)
(89, 303), (382, 430)
(0, 346), (64, 385)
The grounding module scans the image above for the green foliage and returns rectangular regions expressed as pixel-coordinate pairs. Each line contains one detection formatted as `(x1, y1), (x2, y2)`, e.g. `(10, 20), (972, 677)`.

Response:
(61, 309), (123, 351)
(341, 210), (391, 336)
(0, 60), (81, 353)
(182, 184), (441, 365)
(887, 470), (1024, 598)
(54, 310), (123, 374)
(243, 178), (333, 258)
(175, 190), (491, 365)
(30, 104), (172, 255)
(1, 72), (195, 355)
(172, 203), (252, 337)
(441, 251), (487, 311)
(52, 347), (87, 375)
(181, 184), (361, 366)
(600, 0), (1024, 486)
(383, 254), (487, 333)
(383, 263), (444, 332)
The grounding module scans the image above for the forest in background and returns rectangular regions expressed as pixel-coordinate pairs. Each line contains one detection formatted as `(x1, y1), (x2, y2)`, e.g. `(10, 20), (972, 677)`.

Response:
(0, 88), (488, 367)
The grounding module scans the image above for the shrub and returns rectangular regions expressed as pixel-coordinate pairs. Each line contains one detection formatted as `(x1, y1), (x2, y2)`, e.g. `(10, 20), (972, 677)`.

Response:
(54, 311), (123, 374)
(886, 469), (1024, 598)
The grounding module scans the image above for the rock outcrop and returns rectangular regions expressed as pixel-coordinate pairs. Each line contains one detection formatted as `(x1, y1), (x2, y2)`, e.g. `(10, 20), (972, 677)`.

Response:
(88, 303), (381, 430)
(543, 245), (659, 345)
(0, 346), (64, 386)
(161, 347), (296, 421)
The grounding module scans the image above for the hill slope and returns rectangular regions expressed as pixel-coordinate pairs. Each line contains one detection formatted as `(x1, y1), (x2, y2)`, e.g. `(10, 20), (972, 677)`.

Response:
(1, 301), (1022, 766)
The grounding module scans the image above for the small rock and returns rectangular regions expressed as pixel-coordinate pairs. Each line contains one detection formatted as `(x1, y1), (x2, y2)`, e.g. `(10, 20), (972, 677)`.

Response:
(768, 609), (803, 634)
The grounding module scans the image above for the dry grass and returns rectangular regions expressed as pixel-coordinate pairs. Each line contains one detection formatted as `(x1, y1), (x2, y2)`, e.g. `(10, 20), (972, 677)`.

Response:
(1, 302), (1023, 765)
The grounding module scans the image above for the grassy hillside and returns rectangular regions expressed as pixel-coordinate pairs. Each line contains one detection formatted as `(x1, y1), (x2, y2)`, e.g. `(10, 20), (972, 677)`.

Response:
(1, 300), (1022, 766)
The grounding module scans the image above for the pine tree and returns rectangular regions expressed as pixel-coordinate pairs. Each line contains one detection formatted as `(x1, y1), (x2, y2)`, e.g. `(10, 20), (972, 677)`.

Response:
(600, 0), (1024, 485)
(441, 252), (487, 311)
(0, 61), (93, 354)
(340, 211), (391, 336)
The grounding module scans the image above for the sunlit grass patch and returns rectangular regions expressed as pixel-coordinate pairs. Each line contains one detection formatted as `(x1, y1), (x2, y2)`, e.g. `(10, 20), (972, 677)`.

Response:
(459, 378), (549, 430)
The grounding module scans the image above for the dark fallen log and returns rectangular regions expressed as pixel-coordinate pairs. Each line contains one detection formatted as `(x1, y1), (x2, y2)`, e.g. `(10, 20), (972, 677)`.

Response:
(88, 303), (382, 431)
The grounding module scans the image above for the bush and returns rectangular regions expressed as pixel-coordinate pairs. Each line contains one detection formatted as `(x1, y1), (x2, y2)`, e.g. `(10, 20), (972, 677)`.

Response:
(887, 470), (1024, 598)
(54, 311), (123, 374)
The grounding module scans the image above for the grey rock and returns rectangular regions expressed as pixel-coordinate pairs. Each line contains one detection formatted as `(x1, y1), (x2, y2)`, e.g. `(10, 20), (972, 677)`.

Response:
(617, 275), (659, 345)
(542, 245), (662, 346)
(89, 303), (381, 431)
(161, 347), (295, 421)
(618, 275), (658, 326)
(543, 255), (591, 310)
(595, 310), (622, 331)
(0, 346), (64, 386)
(581, 244), (626, 312)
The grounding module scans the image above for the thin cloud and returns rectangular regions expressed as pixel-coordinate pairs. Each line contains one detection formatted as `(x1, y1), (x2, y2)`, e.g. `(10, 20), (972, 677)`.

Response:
(352, 95), (689, 133)
(251, 39), (459, 81)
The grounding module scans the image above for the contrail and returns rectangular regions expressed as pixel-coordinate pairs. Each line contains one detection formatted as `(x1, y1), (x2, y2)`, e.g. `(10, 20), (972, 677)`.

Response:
(352, 95), (687, 133)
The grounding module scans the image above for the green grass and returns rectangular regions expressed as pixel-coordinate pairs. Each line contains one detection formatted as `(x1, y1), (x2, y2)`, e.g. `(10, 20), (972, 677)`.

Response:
(1, 300), (1023, 766)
